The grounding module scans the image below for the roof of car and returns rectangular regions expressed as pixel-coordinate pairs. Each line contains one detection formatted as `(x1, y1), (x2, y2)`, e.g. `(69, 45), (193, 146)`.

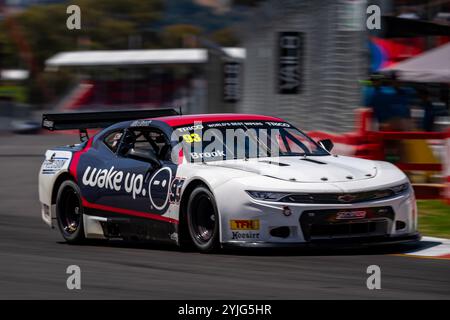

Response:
(153, 113), (284, 127)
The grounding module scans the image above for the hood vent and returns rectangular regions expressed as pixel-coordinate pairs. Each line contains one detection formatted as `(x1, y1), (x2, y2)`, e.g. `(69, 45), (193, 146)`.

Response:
(300, 158), (326, 165)
(258, 160), (290, 167)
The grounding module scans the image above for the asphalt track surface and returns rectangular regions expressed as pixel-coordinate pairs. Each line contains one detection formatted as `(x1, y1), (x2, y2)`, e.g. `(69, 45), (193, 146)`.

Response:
(0, 134), (449, 299)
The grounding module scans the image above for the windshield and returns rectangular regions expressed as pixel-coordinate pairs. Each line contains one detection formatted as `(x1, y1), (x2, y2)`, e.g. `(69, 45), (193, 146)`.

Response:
(173, 120), (328, 162)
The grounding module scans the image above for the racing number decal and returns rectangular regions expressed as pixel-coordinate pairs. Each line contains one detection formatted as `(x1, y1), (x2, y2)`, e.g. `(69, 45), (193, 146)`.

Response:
(183, 133), (201, 143)
(169, 178), (185, 204)
(148, 167), (184, 211)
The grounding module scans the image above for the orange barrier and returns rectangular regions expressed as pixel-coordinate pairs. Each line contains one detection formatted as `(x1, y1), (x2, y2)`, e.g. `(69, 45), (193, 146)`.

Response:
(309, 111), (384, 160)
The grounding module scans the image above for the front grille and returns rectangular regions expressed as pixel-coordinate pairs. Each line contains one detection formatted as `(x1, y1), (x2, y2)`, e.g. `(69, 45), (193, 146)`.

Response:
(309, 220), (388, 238)
(300, 207), (393, 241)
(280, 188), (400, 204)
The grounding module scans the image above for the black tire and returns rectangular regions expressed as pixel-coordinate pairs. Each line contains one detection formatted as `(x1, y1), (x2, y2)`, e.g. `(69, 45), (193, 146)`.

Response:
(186, 186), (220, 253)
(56, 180), (85, 243)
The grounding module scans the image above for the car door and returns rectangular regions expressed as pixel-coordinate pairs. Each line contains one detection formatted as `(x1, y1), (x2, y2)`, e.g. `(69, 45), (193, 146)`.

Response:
(77, 129), (126, 207)
(111, 128), (156, 214)
(78, 125), (178, 223)
(115, 126), (183, 242)
(114, 126), (179, 217)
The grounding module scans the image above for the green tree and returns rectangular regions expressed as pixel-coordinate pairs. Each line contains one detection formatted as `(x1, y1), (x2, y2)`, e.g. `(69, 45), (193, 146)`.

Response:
(209, 27), (239, 47)
(1, 0), (164, 103)
(162, 24), (203, 48)
(5, 0), (165, 69)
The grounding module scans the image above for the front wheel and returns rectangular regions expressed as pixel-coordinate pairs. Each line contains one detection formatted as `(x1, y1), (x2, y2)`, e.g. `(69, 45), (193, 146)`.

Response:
(56, 180), (85, 243)
(186, 186), (220, 253)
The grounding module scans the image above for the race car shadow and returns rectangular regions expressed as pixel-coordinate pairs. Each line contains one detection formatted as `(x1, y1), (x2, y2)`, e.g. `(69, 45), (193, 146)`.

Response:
(56, 238), (435, 257)
(56, 239), (181, 253)
(220, 239), (445, 257)
(390, 237), (444, 254)
(220, 244), (418, 257)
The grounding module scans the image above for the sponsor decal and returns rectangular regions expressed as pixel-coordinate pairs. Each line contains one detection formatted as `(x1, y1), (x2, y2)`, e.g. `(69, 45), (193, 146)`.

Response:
(177, 124), (204, 133)
(231, 231), (260, 240)
(336, 210), (366, 220)
(42, 119), (54, 129)
(130, 119), (152, 127)
(190, 150), (225, 160)
(82, 166), (126, 193)
(178, 121), (291, 131)
(230, 219), (260, 230)
(81, 166), (177, 212)
(266, 122), (290, 127)
(205, 121), (264, 128)
(41, 154), (68, 174)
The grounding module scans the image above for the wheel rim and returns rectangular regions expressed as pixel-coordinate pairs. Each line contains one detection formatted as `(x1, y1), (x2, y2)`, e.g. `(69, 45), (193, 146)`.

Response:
(190, 193), (216, 244)
(59, 187), (81, 234)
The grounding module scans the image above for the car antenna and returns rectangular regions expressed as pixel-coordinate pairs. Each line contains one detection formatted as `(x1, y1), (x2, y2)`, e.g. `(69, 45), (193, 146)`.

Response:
(178, 106), (182, 115)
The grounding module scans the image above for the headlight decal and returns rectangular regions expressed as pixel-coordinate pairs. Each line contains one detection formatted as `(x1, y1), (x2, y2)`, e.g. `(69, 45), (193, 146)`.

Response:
(246, 183), (410, 204)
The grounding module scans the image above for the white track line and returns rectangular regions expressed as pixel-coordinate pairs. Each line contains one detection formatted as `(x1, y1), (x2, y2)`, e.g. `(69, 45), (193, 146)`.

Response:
(403, 236), (450, 258)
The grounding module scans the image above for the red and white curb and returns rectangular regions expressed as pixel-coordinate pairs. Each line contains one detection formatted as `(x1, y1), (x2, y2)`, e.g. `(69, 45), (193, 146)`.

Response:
(401, 236), (450, 259)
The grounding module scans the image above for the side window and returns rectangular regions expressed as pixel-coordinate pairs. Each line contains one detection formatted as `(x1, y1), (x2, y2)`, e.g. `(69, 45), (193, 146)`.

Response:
(148, 129), (172, 161)
(104, 131), (123, 153)
(119, 128), (171, 162)
(132, 130), (158, 156)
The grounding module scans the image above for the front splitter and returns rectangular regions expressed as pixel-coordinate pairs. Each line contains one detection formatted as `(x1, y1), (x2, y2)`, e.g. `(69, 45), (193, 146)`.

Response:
(221, 233), (421, 249)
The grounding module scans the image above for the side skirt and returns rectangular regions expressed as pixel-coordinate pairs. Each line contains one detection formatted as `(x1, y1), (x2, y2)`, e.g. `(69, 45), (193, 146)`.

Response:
(84, 208), (179, 245)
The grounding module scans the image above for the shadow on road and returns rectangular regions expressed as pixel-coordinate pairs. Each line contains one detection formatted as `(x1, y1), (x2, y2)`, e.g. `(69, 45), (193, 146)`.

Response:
(56, 238), (431, 257)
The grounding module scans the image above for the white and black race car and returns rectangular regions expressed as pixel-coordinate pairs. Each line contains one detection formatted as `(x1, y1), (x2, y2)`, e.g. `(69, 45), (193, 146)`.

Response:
(39, 109), (419, 252)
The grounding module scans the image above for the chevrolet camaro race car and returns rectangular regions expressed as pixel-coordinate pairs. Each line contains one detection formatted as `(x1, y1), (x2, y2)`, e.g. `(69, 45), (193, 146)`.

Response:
(39, 109), (420, 252)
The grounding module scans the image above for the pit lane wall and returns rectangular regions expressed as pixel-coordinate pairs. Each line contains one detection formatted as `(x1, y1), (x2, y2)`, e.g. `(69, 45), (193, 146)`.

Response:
(307, 108), (450, 203)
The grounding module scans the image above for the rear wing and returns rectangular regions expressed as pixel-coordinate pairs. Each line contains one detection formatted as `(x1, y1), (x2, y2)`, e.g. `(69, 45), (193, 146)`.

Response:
(42, 108), (179, 141)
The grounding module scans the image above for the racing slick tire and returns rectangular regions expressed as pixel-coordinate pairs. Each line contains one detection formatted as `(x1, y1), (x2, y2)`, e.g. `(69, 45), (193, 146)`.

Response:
(186, 186), (220, 253)
(56, 180), (85, 243)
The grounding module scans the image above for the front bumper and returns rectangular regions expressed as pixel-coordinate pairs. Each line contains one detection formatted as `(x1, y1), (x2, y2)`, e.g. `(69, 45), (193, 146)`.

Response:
(218, 186), (418, 246)
(222, 232), (421, 249)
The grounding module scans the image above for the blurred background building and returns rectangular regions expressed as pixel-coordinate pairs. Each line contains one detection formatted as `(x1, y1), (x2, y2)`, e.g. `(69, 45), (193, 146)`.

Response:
(1, 0), (450, 198)
(238, 0), (368, 132)
(0, 0), (449, 132)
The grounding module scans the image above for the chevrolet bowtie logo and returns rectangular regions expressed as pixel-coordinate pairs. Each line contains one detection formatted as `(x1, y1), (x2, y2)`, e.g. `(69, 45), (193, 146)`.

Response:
(338, 194), (356, 203)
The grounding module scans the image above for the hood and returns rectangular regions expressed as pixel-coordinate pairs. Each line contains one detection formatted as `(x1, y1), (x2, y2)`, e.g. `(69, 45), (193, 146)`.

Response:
(206, 156), (378, 183)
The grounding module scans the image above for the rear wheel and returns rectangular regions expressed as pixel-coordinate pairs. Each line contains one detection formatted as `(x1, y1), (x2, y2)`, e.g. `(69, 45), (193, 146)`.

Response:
(56, 180), (85, 243)
(186, 186), (220, 253)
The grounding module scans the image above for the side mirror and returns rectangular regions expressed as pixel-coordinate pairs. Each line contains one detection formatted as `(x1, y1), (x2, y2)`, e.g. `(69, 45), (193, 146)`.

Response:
(318, 139), (334, 152)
